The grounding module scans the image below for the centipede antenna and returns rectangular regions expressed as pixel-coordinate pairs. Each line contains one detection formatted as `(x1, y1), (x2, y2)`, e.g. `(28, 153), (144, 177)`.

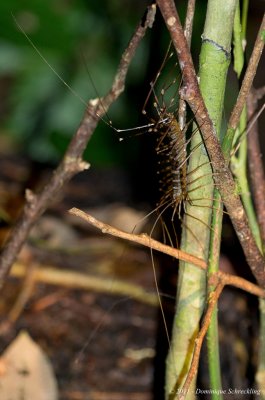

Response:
(142, 41), (173, 114)
(116, 122), (155, 134)
(12, 13), (89, 108)
(13, 12), (152, 136)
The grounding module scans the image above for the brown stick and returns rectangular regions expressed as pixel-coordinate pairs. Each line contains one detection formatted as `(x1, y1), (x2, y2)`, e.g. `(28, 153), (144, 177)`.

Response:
(183, 0), (196, 46)
(0, 4), (156, 289)
(156, 0), (265, 287)
(212, 270), (265, 298)
(223, 14), (265, 157)
(228, 18), (265, 131)
(69, 207), (265, 298)
(11, 262), (159, 307)
(11, 260), (264, 315)
(178, 0), (196, 129)
(178, 282), (224, 400)
(247, 88), (265, 245)
(178, 270), (265, 399)
(69, 207), (207, 269)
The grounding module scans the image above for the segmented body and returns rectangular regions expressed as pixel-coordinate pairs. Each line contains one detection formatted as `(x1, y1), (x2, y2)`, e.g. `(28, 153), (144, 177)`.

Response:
(156, 113), (189, 217)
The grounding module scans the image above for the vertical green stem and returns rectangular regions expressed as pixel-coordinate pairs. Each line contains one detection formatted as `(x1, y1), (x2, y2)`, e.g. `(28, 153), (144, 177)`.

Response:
(257, 299), (265, 399)
(210, 2), (264, 399)
(165, 1), (237, 399)
(230, 0), (262, 251)
(231, 107), (262, 251)
(205, 2), (238, 399)
(207, 195), (223, 398)
(207, 3), (250, 398)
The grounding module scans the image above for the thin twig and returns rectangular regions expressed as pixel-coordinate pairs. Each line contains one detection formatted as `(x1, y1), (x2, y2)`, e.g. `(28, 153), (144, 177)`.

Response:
(11, 262), (159, 307)
(223, 12), (265, 158)
(10, 259), (265, 315)
(247, 88), (265, 245)
(178, 282), (224, 400)
(156, 0), (265, 287)
(228, 15), (265, 131)
(69, 207), (265, 297)
(178, 0), (196, 129)
(0, 4), (156, 289)
(183, 0), (196, 46)
(212, 270), (265, 298)
(8, 262), (38, 322)
(69, 207), (207, 269)
(178, 270), (265, 399)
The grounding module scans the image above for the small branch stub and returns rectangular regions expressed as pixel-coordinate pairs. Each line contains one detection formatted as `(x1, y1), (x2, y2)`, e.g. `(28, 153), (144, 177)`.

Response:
(167, 17), (176, 27)
(25, 189), (36, 205)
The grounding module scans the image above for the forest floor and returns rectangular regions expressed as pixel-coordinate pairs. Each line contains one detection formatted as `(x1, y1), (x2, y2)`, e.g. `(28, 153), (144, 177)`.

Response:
(0, 152), (259, 400)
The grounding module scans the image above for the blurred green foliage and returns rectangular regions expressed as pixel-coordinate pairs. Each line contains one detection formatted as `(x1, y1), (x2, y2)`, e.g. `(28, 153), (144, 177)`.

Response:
(1, 1), (258, 168)
(0, 0), (151, 166)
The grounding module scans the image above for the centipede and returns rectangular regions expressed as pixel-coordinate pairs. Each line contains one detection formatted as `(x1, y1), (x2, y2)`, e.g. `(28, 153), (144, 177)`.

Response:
(156, 115), (189, 220)
(7, 6), (265, 400)
(140, 49), (215, 252)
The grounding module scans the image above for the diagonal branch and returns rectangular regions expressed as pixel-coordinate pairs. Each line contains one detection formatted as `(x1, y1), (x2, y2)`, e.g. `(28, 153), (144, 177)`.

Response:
(178, 0), (196, 129)
(69, 207), (265, 298)
(156, 0), (265, 287)
(69, 207), (207, 269)
(247, 88), (265, 245)
(229, 18), (265, 131)
(223, 14), (265, 157)
(0, 4), (157, 289)
(177, 281), (224, 400)
(178, 269), (265, 399)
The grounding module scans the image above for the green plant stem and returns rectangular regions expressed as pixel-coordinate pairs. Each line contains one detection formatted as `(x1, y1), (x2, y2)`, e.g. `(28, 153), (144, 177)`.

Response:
(210, 3), (264, 399)
(233, 2), (244, 76)
(222, 13), (265, 161)
(231, 107), (262, 251)
(240, 3), (265, 395)
(204, 2), (237, 399)
(165, 1), (237, 399)
(230, 0), (262, 252)
(257, 299), (265, 399)
(207, 3), (252, 398)
(207, 193), (223, 398)
(241, 0), (249, 41)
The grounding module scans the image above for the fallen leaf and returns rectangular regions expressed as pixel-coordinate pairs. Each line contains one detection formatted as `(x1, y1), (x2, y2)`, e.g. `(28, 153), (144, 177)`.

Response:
(0, 330), (58, 400)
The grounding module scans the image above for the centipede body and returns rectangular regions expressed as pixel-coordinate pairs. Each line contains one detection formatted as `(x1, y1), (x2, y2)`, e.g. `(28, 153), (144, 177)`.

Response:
(156, 112), (190, 219)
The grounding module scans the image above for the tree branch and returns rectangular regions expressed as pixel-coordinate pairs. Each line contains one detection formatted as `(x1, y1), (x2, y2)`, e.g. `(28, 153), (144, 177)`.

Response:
(229, 17), (265, 131)
(156, 0), (265, 287)
(223, 13), (265, 157)
(69, 207), (207, 269)
(247, 88), (265, 245)
(68, 206), (265, 399)
(177, 269), (265, 399)
(177, 282), (224, 400)
(178, 0), (196, 129)
(69, 207), (265, 298)
(11, 262), (159, 307)
(0, 4), (156, 289)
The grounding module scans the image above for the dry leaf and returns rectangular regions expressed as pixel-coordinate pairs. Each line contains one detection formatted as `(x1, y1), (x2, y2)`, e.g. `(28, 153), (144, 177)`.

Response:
(0, 330), (58, 400)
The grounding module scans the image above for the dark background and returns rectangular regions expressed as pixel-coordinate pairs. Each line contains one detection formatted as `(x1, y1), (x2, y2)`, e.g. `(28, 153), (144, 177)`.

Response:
(0, 1), (263, 190)
(0, 1), (264, 399)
